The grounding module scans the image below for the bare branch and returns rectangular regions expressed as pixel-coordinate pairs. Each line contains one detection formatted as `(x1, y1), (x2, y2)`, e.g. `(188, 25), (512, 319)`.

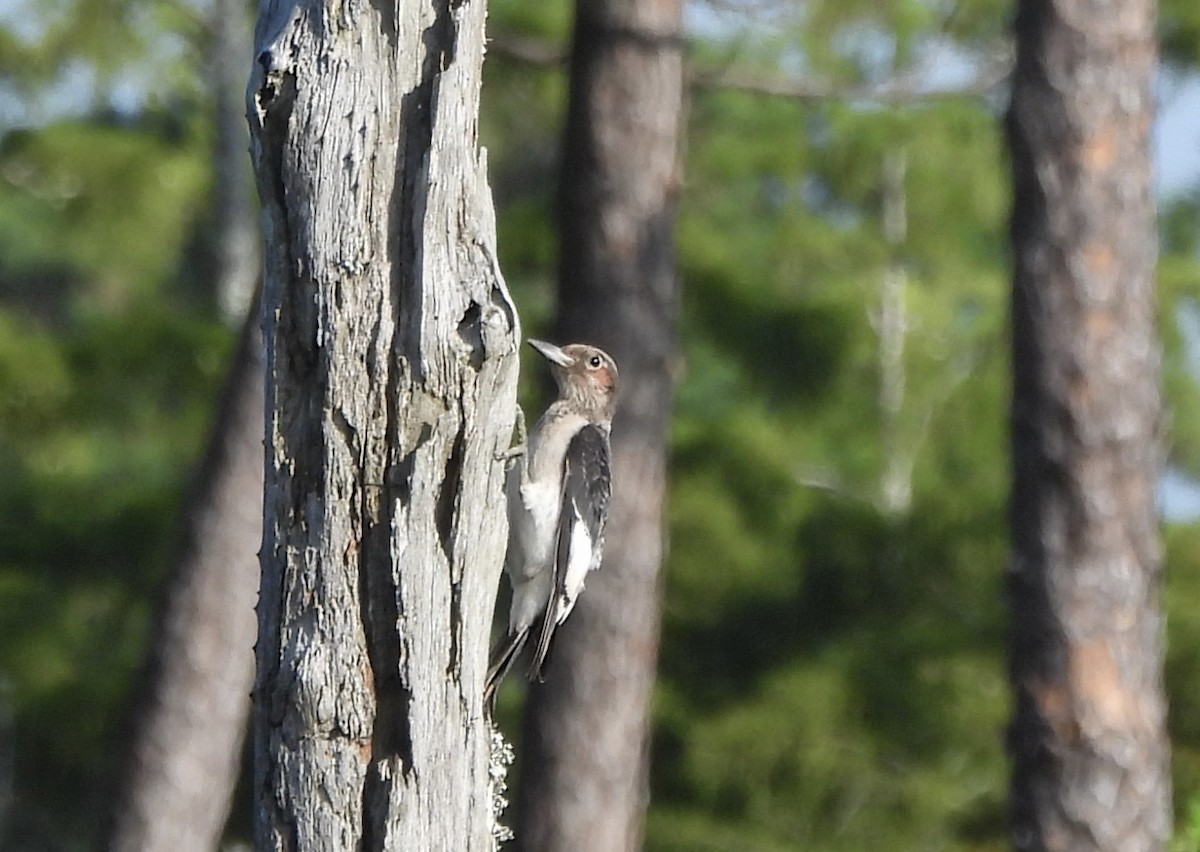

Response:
(690, 55), (1011, 103)
(487, 31), (566, 66)
(487, 30), (1013, 103)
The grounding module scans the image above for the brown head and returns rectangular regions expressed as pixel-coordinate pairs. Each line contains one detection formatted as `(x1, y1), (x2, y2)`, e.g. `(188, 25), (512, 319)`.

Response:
(529, 339), (619, 422)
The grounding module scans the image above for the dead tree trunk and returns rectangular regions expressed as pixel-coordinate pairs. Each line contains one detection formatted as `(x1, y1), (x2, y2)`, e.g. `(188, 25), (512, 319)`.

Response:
(247, 0), (520, 847)
(516, 0), (684, 850)
(1006, 0), (1170, 849)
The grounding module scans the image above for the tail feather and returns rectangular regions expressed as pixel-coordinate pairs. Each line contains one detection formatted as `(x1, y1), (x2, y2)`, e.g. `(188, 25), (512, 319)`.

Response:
(484, 628), (529, 710)
(530, 595), (561, 683)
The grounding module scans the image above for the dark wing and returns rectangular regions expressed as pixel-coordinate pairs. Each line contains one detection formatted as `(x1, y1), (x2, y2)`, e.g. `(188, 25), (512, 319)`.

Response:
(529, 424), (612, 680)
(559, 424), (612, 569)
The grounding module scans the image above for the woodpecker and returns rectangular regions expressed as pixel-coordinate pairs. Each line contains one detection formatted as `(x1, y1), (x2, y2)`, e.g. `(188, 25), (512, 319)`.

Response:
(485, 339), (618, 704)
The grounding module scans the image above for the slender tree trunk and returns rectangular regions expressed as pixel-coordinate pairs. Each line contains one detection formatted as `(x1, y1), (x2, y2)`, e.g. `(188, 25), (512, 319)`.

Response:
(1006, 1), (1170, 849)
(108, 4), (263, 845)
(247, 0), (519, 847)
(108, 314), (262, 852)
(878, 147), (911, 517)
(212, 0), (259, 325)
(516, 1), (683, 850)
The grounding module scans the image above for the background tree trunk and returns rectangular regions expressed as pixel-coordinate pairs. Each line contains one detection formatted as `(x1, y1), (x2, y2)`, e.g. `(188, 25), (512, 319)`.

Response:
(211, 0), (259, 325)
(108, 314), (263, 852)
(516, 0), (684, 850)
(248, 0), (519, 848)
(1006, 0), (1171, 849)
(107, 3), (262, 845)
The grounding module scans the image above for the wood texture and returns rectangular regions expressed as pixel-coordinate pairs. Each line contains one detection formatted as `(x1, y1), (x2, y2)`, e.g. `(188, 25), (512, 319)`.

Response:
(1006, 1), (1170, 849)
(247, 0), (519, 847)
(516, 0), (684, 849)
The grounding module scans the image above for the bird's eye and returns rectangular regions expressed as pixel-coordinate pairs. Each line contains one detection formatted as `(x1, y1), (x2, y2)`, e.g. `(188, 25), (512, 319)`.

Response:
(588, 355), (602, 368)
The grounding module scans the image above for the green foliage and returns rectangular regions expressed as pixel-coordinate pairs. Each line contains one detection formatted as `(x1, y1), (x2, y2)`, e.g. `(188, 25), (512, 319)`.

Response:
(1175, 795), (1200, 852)
(1161, 254), (1200, 480)
(0, 303), (231, 849)
(490, 0), (572, 41)
(0, 267), (231, 852)
(0, 119), (209, 303)
(0, 3), (231, 848)
(2, 0), (1200, 849)
(490, 4), (1200, 851)
(1162, 0), (1200, 65)
(1169, 523), (1200, 852)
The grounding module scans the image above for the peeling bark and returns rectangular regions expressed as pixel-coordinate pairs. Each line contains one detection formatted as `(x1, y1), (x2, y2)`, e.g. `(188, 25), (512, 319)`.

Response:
(247, 0), (519, 847)
(1007, 1), (1170, 849)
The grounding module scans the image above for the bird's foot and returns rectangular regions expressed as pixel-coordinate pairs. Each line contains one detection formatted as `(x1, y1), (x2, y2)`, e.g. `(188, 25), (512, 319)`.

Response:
(496, 444), (525, 463)
(495, 405), (529, 463)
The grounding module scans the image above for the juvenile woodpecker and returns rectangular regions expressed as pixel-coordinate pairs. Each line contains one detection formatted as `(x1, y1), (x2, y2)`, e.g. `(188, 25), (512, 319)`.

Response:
(485, 339), (618, 704)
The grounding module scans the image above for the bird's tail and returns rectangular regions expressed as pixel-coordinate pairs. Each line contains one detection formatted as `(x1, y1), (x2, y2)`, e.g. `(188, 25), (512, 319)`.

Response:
(484, 628), (529, 711)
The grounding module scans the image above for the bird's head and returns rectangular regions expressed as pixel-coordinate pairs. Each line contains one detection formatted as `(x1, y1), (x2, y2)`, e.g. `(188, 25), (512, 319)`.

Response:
(529, 339), (619, 421)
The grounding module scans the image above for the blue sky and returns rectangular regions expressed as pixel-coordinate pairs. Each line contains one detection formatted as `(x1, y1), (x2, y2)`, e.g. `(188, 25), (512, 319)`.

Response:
(1156, 71), (1200, 520)
(1156, 71), (1200, 196)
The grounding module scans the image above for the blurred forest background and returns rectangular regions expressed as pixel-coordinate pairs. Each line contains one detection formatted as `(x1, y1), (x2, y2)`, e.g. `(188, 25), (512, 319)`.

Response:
(2, 0), (1200, 849)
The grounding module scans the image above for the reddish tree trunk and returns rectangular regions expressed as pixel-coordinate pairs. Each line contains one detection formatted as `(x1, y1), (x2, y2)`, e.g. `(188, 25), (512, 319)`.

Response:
(1006, 0), (1171, 849)
(516, 1), (684, 850)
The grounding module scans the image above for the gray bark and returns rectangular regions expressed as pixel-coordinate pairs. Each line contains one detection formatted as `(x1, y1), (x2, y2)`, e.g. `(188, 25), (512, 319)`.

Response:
(247, 0), (519, 848)
(516, 0), (684, 850)
(1007, 0), (1171, 849)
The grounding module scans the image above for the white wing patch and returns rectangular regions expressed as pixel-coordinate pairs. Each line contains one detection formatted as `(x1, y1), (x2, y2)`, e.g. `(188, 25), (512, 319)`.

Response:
(556, 501), (595, 624)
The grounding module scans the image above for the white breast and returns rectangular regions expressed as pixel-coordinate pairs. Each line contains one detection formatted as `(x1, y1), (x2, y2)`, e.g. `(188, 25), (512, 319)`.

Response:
(511, 479), (559, 576)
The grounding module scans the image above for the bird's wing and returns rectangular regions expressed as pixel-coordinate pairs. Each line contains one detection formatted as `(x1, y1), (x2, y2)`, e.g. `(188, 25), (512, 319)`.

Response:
(529, 423), (612, 680)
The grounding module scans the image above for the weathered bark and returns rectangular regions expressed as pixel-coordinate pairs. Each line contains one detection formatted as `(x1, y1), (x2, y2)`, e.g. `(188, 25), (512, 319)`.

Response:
(1006, 1), (1170, 850)
(247, 0), (519, 848)
(516, 1), (683, 850)
(108, 312), (262, 852)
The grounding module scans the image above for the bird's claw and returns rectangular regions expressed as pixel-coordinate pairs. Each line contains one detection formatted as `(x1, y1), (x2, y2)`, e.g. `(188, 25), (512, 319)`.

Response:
(496, 444), (526, 463)
(495, 405), (529, 464)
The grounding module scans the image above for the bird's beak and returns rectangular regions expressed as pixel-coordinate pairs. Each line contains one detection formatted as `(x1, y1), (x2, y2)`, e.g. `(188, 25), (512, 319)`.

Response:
(528, 339), (575, 367)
